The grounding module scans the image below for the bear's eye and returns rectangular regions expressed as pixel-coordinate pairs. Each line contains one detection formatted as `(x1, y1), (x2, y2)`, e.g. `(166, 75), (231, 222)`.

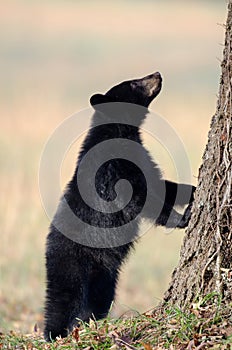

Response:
(130, 82), (137, 90)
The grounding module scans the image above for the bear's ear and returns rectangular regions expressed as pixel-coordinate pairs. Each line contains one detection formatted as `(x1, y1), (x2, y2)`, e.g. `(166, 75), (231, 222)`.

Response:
(90, 94), (112, 108)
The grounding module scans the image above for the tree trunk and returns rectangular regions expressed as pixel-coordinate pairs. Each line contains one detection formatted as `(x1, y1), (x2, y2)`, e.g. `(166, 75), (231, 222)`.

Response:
(163, 1), (232, 309)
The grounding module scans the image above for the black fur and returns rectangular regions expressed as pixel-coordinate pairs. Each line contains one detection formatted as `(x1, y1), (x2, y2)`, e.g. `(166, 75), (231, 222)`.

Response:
(44, 72), (196, 341)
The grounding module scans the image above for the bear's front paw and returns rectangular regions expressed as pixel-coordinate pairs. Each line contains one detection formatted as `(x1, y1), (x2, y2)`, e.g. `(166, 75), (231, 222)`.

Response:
(177, 202), (193, 228)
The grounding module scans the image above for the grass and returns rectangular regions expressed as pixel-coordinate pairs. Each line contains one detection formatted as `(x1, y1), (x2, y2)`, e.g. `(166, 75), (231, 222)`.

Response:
(1, 296), (232, 349)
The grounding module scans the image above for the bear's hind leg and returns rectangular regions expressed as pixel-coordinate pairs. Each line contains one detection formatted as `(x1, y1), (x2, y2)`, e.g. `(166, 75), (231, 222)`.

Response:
(44, 288), (78, 341)
(44, 247), (89, 341)
(88, 267), (118, 320)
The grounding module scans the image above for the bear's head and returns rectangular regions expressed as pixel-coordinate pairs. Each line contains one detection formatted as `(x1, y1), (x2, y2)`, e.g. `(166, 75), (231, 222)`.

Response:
(90, 72), (162, 109)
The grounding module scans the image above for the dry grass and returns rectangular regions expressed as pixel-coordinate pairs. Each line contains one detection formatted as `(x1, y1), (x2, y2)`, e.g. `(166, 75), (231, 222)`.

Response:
(0, 0), (226, 334)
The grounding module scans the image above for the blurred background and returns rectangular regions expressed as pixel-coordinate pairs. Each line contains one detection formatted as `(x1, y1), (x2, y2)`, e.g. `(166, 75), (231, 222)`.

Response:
(0, 0), (226, 334)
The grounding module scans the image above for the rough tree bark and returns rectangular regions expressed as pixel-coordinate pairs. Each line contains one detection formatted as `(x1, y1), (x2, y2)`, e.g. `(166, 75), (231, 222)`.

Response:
(163, 1), (232, 309)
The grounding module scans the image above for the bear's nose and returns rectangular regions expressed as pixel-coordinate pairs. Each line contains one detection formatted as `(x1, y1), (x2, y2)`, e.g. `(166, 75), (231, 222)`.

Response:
(144, 72), (162, 82)
(154, 72), (162, 80)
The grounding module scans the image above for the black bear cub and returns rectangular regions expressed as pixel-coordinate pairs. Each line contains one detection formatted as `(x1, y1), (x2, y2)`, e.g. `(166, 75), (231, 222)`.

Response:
(44, 72), (195, 341)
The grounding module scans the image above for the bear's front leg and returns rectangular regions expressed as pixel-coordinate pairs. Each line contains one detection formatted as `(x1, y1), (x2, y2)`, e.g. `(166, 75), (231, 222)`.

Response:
(164, 180), (196, 207)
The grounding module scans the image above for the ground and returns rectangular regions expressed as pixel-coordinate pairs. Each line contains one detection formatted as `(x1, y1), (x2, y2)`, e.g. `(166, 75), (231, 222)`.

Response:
(1, 297), (232, 349)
